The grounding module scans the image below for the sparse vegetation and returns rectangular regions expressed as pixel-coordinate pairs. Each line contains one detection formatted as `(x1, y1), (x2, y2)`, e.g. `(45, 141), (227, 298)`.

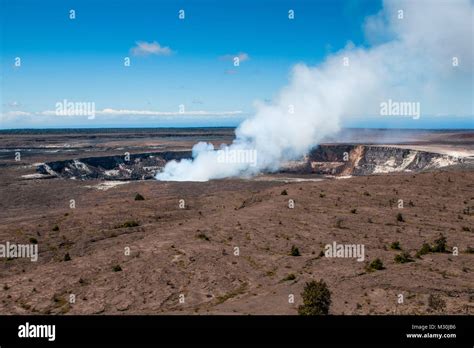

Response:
(134, 193), (145, 201)
(298, 280), (331, 315)
(416, 234), (448, 257)
(335, 218), (344, 229)
(216, 282), (248, 304)
(350, 208), (357, 214)
(115, 220), (140, 228)
(367, 258), (385, 271)
(319, 192), (326, 198)
(64, 253), (71, 262)
(416, 243), (432, 258)
(29, 237), (38, 244)
(394, 251), (413, 264)
(461, 226), (470, 232)
(112, 265), (122, 272)
(52, 293), (69, 311)
(290, 245), (301, 256)
(282, 273), (296, 281)
(428, 294), (446, 312)
(465, 246), (474, 254)
(396, 213), (404, 222)
(390, 241), (402, 250)
(281, 189), (288, 195)
(52, 225), (59, 231)
(432, 234), (447, 253)
(197, 233), (210, 241)
(265, 270), (275, 277)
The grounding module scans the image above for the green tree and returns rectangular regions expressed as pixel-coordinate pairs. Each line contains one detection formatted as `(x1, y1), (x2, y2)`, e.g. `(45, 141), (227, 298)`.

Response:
(298, 280), (331, 315)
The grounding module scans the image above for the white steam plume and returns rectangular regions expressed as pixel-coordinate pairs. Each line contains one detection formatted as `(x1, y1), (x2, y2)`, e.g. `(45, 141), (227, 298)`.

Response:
(156, 0), (473, 182)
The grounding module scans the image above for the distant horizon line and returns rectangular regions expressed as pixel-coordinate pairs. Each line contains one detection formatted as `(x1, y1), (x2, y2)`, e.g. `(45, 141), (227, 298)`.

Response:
(1, 126), (473, 132)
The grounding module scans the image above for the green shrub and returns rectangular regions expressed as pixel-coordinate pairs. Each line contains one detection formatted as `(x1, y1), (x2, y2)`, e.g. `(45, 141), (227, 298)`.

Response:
(197, 233), (210, 241)
(29, 237), (38, 244)
(394, 251), (413, 264)
(416, 243), (432, 258)
(350, 208), (357, 214)
(116, 220), (140, 228)
(416, 234), (448, 257)
(298, 280), (331, 315)
(64, 253), (71, 262)
(390, 241), (402, 250)
(134, 193), (145, 201)
(367, 258), (384, 271)
(396, 213), (404, 222)
(290, 245), (301, 256)
(112, 265), (122, 272)
(52, 225), (59, 231)
(432, 234), (447, 253)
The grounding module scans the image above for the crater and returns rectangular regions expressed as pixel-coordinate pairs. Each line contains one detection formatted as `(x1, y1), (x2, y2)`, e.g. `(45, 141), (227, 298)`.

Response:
(33, 145), (470, 181)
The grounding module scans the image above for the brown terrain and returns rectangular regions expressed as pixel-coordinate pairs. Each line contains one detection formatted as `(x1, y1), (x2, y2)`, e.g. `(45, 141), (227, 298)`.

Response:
(0, 128), (473, 315)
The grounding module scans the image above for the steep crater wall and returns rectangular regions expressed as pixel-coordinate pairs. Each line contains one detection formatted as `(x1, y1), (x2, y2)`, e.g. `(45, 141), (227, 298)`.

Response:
(305, 144), (463, 176)
(37, 151), (192, 180)
(35, 145), (466, 180)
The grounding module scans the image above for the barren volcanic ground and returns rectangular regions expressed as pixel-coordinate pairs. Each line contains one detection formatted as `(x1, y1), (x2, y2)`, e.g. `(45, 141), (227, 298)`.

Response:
(0, 128), (473, 315)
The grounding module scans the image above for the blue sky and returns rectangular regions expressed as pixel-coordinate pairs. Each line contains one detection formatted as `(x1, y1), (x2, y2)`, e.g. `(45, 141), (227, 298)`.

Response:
(1, 0), (472, 128)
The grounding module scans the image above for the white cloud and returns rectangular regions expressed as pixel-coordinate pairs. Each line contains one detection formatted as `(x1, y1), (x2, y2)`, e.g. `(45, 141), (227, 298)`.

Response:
(5, 108), (242, 117)
(7, 101), (21, 108)
(0, 108), (245, 128)
(219, 52), (250, 63)
(130, 41), (173, 56)
(97, 108), (242, 116)
(3, 110), (32, 116)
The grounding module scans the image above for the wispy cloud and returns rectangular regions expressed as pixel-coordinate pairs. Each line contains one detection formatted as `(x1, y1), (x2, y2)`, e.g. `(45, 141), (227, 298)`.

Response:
(130, 41), (174, 56)
(95, 108), (242, 116)
(3, 110), (32, 116)
(4, 108), (243, 117)
(219, 52), (250, 63)
(7, 101), (21, 108)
